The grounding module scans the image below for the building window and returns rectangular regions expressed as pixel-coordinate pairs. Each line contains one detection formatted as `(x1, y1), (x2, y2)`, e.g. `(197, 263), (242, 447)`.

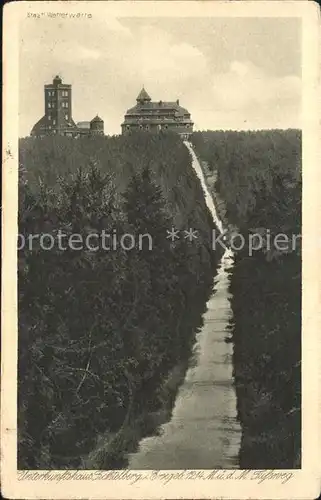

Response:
(53, 130), (57, 134)
(48, 103), (51, 108)
(126, 125), (130, 130)
(53, 119), (56, 125)
(65, 102), (68, 108)
(65, 114), (69, 120)
(48, 115), (51, 121)
(139, 125), (143, 130)
(48, 125), (52, 129)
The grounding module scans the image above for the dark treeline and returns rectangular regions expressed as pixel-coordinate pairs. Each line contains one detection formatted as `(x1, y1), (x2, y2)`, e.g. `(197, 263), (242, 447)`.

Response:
(18, 132), (220, 469)
(191, 129), (301, 468)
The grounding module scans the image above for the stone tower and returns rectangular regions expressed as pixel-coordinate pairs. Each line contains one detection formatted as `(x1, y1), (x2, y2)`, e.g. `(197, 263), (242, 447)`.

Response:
(31, 75), (78, 136)
(90, 115), (104, 135)
(44, 75), (73, 133)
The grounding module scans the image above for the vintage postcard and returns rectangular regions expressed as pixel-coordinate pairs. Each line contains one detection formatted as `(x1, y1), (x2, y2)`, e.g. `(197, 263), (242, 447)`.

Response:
(2, 0), (320, 498)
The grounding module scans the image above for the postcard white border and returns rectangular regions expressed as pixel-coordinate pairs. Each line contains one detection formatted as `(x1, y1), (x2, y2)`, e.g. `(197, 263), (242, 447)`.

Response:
(2, 1), (320, 499)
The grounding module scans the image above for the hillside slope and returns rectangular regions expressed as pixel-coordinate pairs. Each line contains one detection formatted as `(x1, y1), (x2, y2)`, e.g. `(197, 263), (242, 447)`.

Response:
(191, 129), (301, 468)
(18, 133), (221, 469)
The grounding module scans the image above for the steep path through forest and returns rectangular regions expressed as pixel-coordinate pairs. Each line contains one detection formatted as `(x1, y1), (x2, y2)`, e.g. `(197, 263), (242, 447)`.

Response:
(127, 142), (241, 469)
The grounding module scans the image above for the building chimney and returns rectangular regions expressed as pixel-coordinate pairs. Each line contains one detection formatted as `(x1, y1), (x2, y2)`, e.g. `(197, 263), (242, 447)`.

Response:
(176, 99), (179, 105)
(159, 100), (163, 106)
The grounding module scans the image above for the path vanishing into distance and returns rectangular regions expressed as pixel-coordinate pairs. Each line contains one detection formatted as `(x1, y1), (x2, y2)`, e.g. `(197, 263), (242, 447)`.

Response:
(127, 142), (241, 469)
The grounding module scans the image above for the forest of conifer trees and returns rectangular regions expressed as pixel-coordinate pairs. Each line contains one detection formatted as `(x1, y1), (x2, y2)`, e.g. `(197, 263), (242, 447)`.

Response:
(18, 128), (302, 470)
(191, 129), (302, 468)
(18, 133), (221, 468)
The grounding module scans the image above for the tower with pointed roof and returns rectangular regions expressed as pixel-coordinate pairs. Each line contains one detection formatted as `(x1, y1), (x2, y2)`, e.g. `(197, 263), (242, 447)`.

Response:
(136, 87), (151, 104)
(90, 115), (104, 135)
(121, 87), (193, 138)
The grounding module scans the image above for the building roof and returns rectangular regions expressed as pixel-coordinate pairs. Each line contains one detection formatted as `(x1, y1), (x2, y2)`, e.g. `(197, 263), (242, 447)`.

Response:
(90, 115), (103, 123)
(30, 115), (78, 135)
(136, 87), (151, 102)
(125, 100), (191, 118)
(30, 116), (47, 134)
(76, 121), (91, 129)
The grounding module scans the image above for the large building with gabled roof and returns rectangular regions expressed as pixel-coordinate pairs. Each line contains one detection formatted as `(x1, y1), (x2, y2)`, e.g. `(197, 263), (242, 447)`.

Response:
(121, 87), (194, 139)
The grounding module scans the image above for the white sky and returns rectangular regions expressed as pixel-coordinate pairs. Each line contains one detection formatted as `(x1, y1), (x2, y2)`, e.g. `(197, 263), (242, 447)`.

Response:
(19, 16), (301, 137)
